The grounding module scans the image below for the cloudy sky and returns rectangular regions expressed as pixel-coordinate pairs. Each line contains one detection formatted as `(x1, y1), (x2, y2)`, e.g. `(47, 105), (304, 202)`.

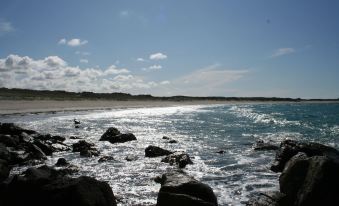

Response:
(0, 0), (339, 98)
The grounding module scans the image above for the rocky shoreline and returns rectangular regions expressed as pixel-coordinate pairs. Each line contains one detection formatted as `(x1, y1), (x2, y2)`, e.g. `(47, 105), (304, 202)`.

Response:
(1, 122), (339, 205)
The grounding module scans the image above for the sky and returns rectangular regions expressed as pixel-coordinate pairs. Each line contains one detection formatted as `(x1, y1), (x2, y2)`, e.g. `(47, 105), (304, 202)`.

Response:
(0, 0), (339, 98)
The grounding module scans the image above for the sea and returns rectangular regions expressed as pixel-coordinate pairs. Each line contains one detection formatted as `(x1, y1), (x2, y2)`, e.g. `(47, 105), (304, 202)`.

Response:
(1, 103), (339, 205)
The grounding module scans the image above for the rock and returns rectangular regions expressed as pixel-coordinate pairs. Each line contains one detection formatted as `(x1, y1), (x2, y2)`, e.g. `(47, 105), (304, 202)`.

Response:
(98, 156), (115, 163)
(0, 123), (36, 136)
(216, 150), (225, 154)
(33, 134), (65, 143)
(0, 143), (11, 162)
(0, 165), (117, 206)
(51, 142), (70, 152)
(0, 134), (19, 147)
(270, 139), (339, 172)
(253, 140), (279, 151)
(72, 140), (94, 152)
(100, 127), (121, 141)
(156, 171), (218, 206)
(161, 152), (193, 168)
(279, 155), (339, 206)
(246, 191), (286, 206)
(162, 136), (170, 140)
(69, 136), (81, 139)
(125, 155), (138, 161)
(55, 158), (69, 167)
(145, 145), (173, 158)
(33, 139), (54, 156)
(103, 133), (137, 144)
(168, 140), (178, 144)
(0, 159), (10, 182)
(72, 140), (100, 157)
(27, 143), (47, 160)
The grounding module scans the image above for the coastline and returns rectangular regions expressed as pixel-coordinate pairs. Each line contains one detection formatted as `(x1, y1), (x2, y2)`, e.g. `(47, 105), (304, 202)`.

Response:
(0, 99), (338, 115)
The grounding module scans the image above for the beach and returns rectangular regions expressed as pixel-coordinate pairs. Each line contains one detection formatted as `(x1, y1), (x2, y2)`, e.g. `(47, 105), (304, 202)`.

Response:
(0, 100), (233, 115)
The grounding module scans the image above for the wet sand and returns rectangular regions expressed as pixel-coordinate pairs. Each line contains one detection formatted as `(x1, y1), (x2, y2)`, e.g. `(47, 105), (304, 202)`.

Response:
(0, 100), (232, 115)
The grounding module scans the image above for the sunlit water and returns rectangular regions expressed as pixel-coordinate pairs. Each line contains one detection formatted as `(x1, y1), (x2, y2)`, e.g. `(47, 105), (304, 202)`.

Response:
(1, 103), (339, 205)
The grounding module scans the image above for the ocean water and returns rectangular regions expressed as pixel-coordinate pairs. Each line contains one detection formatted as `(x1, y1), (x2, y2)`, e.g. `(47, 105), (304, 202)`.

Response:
(1, 103), (339, 205)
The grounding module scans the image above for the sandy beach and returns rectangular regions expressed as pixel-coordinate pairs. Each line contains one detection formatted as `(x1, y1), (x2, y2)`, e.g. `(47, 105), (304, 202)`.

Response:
(0, 100), (234, 115)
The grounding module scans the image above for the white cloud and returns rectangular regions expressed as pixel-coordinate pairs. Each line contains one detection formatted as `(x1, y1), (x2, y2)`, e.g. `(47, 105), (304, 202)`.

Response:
(149, 52), (167, 60)
(0, 54), (162, 94)
(271, 48), (295, 58)
(104, 65), (130, 75)
(142, 65), (162, 71)
(80, 59), (89, 64)
(58, 38), (88, 47)
(160, 80), (170, 85)
(58, 38), (66, 45)
(0, 20), (14, 35)
(137, 58), (145, 62)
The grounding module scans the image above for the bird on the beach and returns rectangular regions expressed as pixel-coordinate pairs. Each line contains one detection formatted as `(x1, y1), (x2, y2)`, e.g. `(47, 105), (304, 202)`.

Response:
(74, 119), (81, 124)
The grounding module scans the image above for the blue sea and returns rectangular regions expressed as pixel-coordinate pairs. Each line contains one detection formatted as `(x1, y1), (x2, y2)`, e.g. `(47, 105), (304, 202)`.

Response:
(1, 103), (339, 205)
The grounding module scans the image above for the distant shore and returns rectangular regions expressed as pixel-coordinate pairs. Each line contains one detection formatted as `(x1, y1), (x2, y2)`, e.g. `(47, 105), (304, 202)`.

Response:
(0, 99), (338, 115)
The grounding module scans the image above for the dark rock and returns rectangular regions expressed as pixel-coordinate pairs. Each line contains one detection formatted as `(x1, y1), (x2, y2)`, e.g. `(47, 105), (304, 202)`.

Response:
(216, 150), (225, 154)
(51, 142), (70, 152)
(270, 139), (339, 172)
(72, 140), (94, 152)
(125, 155), (138, 161)
(145, 145), (173, 158)
(168, 140), (178, 144)
(279, 155), (339, 206)
(246, 191), (286, 206)
(33, 139), (54, 156)
(0, 159), (10, 182)
(0, 143), (11, 162)
(55, 158), (69, 167)
(69, 136), (81, 139)
(161, 152), (193, 168)
(0, 123), (36, 136)
(98, 156), (115, 163)
(72, 140), (100, 157)
(156, 171), (218, 206)
(75, 125), (80, 129)
(0, 134), (19, 147)
(100, 127), (121, 141)
(27, 144), (47, 160)
(253, 140), (279, 151)
(33, 134), (65, 143)
(163, 136), (170, 140)
(0, 165), (116, 206)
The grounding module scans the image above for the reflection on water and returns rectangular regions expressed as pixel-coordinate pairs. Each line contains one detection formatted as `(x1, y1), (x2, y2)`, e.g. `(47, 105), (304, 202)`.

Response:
(2, 103), (339, 205)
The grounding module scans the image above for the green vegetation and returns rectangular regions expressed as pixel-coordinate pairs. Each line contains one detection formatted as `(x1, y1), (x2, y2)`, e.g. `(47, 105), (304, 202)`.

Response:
(0, 87), (338, 102)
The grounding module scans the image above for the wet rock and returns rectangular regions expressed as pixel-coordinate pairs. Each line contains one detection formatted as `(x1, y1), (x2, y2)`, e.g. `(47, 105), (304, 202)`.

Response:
(72, 140), (100, 157)
(156, 171), (218, 206)
(145, 145), (173, 158)
(69, 136), (81, 139)
(0, 159), (10, 182)
(216, 150), (225, 154)
(27, 144), (47, 160)
(125, 155), (138, 161)
(0, 123), (36, 136)
(100, 127), (121, 141)
(168, 139), (178, 144)
(0, 134), (19, 147)
(161, 152), (193, 168)
(33, 139), (54, 156)
(33, 134), (65, 143)
(0, 165), (116, 206)
(0, 143), (11, 162)
(55, 158), (69, 167)
(51, 142), (70, 152)
(253, 140), (279, 151)
(270, 140), (339, 172)
(279, 154), (339, 206)
(162, 136), (170, 140)
(246, 191), (286, 206)
(98, 156), (115, 163)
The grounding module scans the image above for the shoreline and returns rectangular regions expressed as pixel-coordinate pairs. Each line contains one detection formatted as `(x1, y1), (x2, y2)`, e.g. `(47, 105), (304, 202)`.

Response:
(0, 99), (338, 115)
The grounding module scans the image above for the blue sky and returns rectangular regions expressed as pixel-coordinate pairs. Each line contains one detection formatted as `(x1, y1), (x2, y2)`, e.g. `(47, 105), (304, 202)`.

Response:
(0, 0), (338, 98)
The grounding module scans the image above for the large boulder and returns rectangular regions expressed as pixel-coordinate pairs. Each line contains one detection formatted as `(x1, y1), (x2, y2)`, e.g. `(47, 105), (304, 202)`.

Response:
(279, 154), (339, 206)
(156, 171), (218, 206)
(270, 139), (339, 172)
(100, 127), (136, 144)
(0, 159), (10, 182)
(253, 140), (279, 151)
(145, 145), (173, 158)
(161, 152), (193, 168)
(0, 123), (36, 136)
(72, 140), (100, 157)
(246, 191), (286, 206)
(0, 165), (116, 206)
